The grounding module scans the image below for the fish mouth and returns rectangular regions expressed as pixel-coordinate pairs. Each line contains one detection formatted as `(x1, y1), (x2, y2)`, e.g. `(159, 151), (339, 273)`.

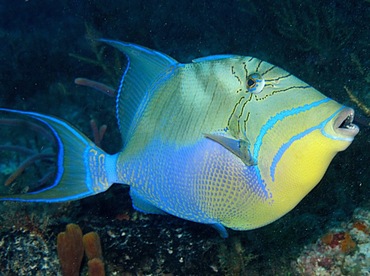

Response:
(333, 107), (359, 137)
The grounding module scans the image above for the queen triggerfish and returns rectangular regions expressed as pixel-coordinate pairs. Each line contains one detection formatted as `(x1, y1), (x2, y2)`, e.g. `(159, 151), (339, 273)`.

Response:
(0, 40), (359, 237)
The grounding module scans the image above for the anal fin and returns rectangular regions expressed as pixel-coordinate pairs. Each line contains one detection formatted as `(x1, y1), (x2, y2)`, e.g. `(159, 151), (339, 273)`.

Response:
(130, 189), (167, 215)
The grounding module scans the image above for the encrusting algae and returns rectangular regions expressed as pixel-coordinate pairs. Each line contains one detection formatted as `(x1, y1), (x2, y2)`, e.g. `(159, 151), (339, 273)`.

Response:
(294, 207), (370, 275)
(321, 232), (356, 254)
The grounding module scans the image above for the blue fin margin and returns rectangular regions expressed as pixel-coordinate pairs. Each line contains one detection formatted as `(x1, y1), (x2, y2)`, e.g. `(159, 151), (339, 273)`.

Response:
(0, 108), (117, 202)
(99, 39), (178, 146)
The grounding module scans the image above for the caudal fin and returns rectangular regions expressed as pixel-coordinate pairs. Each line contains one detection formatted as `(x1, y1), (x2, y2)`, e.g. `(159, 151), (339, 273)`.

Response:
(0, 108), (117, 202)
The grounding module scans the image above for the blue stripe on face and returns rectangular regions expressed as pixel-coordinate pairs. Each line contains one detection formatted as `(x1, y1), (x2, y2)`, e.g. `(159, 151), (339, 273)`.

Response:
(251, 98), (331, 185)
(321, 126), (355, 141)
(253, 98), (332, 159)
(268, 106), (350, 181)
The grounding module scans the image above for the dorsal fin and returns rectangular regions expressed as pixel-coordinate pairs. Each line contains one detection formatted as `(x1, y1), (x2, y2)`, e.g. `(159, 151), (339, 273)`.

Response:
(192, 54), (238, 63)
(100, 39), (178, 146)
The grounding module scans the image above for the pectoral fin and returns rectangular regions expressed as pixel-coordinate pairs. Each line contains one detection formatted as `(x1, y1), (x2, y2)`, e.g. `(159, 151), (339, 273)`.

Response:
(204, 132), (257, 166)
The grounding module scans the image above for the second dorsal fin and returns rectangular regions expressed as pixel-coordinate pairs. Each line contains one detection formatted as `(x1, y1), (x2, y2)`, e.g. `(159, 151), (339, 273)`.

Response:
(101, 39), (178, 146)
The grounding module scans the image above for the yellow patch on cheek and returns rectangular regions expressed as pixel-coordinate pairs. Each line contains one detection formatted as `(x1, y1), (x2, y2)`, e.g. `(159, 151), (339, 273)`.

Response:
(252, 129), (342, 218)
(272, 130), (338, 197)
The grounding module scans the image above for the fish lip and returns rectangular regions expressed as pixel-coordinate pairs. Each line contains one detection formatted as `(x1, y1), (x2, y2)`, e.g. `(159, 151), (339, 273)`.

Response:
(333, 107), (359, 137)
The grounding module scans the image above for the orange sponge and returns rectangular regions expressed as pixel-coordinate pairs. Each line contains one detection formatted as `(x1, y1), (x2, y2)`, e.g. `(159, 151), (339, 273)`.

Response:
(88, 258), (105, 276)
(83, 231), (102, 260)
(57, 223), (84, 276)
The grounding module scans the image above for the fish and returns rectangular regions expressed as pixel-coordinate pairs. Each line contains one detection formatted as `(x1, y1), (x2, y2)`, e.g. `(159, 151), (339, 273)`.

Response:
(0, 40), (359, 237)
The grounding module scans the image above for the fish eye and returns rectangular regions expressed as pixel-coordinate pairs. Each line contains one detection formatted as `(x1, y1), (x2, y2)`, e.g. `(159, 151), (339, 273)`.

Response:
(246, 73), (265, 94)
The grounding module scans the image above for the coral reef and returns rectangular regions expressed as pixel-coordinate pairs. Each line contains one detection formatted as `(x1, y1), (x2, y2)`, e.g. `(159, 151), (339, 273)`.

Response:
(215, 236), (256, 275)
(293, 207), (370, 275)
(0, 227), (59, 275)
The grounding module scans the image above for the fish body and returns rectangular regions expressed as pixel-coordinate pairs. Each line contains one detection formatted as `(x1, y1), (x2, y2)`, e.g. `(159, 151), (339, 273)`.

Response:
(0, 40), (359, 237)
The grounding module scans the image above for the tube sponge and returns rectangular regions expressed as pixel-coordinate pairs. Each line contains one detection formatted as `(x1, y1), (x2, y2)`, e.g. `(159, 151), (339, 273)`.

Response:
(88, 258), (105, 276)
(83, 231), (103, 260)
(57, 223), (84, 276)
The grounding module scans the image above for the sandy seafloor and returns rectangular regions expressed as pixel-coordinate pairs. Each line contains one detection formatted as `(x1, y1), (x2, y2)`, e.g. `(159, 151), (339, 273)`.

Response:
(0, 1), (369, 275)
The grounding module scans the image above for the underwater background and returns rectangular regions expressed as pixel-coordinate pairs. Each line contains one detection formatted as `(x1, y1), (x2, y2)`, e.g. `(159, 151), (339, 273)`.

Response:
(0, 0), (369, 275)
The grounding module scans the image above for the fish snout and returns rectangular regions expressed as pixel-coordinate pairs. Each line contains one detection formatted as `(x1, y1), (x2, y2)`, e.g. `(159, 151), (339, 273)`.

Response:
(333, 107), (359, 138)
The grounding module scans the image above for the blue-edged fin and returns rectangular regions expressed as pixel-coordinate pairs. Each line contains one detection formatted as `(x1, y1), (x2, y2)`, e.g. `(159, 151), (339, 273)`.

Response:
(204, 132), (257, 166)
(130, 189), (167, 215)
(192, 54), (239, 63)
(212, 223), (229, 238)
(99, 39), (178, 146)
(0, 108), (117, 202)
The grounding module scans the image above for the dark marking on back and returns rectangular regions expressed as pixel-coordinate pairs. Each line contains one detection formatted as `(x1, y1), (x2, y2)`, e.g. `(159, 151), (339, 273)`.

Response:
(271, 85), (311, 93)
(243, 62), (249, 79)
(265, 73), (292, 82)
(254, 85), (311, 101)
(239, 100), (249, 119)
(256, 60), (263, 72)
(231, 65), (242, 84)
(244, 111), (251, 131)
(227, 96), (245, 126)
(261, 65), (277, 76)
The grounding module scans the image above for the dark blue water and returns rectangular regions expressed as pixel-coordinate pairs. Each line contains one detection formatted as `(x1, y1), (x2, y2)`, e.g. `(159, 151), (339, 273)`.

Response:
(0, 1), (369, 275)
